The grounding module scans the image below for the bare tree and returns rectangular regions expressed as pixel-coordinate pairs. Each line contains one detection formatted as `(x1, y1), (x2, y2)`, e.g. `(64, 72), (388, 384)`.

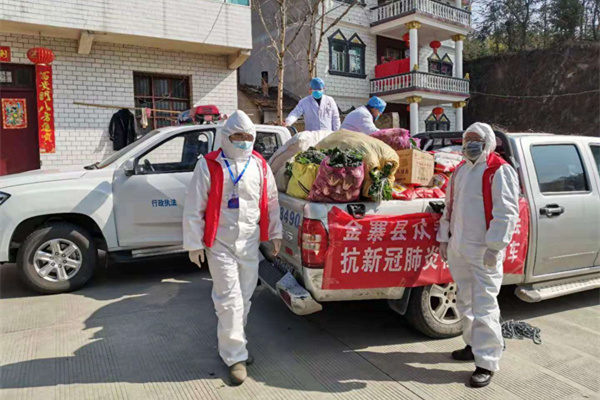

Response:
(253, 0), (312, 123)
(304, 0), (360, 78)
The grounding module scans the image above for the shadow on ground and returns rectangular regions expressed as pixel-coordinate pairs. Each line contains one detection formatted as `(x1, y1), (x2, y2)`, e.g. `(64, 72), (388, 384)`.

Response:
(0, 258), (598, 396)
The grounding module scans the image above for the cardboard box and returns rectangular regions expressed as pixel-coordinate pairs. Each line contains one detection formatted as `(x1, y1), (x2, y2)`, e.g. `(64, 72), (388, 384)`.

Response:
(395, 149), (434, 185)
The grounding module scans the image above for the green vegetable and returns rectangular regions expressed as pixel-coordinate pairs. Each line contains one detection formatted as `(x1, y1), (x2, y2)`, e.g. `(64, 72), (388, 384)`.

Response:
(368, 162), (394, 201)
(285, 161), (293, 178)
(294, 148), (327, 165)
(323, 147), (363, 168)
(285, 148), (326, 178)
(409, 138), (419, 149)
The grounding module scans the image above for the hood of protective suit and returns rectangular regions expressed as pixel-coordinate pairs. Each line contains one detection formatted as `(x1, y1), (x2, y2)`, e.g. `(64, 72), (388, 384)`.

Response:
(221, 110), (256, 160)
(463, 122), (497, 164)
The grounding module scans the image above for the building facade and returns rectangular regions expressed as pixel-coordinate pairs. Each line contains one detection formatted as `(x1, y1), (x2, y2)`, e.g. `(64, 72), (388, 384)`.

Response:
(240, 0), (471, 135)
(0, 0), (252, 174)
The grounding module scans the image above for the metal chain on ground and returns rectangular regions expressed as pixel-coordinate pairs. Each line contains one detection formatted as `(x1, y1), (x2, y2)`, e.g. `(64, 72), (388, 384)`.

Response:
(501, 319), (542, 345)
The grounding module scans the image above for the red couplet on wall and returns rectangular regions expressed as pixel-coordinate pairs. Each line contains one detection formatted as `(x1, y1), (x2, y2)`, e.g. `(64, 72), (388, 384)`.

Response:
(35, 64), (55, 153)
(322, 199), (529, 291)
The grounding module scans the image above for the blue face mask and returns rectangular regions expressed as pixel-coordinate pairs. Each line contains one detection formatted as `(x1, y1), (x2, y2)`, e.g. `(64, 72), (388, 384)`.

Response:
(463, 141), (484, 161)
(232, 140), (253, 150)
(312, 90), (323, 100)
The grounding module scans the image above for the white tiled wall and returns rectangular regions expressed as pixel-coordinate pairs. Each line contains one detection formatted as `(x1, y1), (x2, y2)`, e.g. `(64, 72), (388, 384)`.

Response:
(1, 33), (238, 168)
(418, 104), (457, 133)
(0, 0), (252, 50)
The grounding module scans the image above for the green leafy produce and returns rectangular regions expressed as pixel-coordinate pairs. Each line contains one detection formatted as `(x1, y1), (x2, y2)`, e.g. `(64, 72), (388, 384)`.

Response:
(323, 148), (364, 168)
(295, 148), (327, 165)
(285, 161), (293, 178)
(285, 148), (326, 178)
(368, 162), (394, 201)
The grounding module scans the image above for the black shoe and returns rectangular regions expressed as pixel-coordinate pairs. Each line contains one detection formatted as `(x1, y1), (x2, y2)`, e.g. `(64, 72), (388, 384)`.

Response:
(246, 354), (254, 366)
(470, 367), (494, 388)
(451, 345), (475, 361)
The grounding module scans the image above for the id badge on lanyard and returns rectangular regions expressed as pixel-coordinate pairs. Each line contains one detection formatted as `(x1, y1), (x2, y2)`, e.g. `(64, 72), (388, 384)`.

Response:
(222, 152), (251, 209)
(228, 186), (240, 209)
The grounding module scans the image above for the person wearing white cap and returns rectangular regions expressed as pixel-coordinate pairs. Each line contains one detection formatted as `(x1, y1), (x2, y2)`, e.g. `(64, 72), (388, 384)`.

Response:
(284, 77), (340, 131)
(437, 122), (520, 388)
(340, 96), (386, 135)
(183, 110), (283, 385)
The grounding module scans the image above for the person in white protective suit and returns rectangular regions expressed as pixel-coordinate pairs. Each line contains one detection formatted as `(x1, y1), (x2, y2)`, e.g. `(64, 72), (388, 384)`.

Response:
(284, 77), (341, 131)
(437, 122), (520, 388)
(183, 110), (283, 385)
(340, 96), (386, 135)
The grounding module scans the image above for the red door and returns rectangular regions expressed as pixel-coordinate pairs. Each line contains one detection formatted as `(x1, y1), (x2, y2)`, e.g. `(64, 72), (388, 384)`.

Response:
(0, 64), (40, 176)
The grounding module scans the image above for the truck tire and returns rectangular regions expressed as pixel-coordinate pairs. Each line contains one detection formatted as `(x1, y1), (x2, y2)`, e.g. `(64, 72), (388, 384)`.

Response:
(17, 223), (97, 294)
(404, 283), (463, 338)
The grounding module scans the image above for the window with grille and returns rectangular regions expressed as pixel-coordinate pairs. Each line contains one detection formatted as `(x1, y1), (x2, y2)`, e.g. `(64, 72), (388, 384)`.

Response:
(425, 113), (451, 132)
(428, 53), (453, 77)
(328, 30), (366, 78)
(133, 73), (191, 134)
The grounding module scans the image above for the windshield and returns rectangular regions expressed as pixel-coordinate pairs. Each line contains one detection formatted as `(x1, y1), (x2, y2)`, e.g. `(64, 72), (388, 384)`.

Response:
(96, 130), (162, 169)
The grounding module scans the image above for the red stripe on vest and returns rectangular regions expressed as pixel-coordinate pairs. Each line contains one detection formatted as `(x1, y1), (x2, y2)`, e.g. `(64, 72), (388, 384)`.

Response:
(202, 149), (270, 248)
(448, 153), (508, 230)
(482, 153), (508, 229)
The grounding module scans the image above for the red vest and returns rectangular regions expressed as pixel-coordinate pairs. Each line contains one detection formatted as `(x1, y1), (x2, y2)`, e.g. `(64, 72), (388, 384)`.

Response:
(449, 152), (508, 230)
(203, 150), (270, 248)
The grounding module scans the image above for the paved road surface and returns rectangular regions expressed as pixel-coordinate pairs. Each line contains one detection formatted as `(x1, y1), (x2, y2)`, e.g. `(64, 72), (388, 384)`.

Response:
(1, 258), (598, 400)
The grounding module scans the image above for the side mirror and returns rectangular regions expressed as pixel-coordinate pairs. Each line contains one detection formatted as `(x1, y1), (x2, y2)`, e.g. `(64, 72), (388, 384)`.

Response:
(124, 159), (136, 176)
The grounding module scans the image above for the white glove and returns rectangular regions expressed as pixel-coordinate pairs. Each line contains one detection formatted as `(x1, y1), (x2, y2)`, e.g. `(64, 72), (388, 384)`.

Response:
(438, 242), (448, 262)
(272, 238), (282, 256)
(483, 248), (501, 268)
(189, 249), (205, 268)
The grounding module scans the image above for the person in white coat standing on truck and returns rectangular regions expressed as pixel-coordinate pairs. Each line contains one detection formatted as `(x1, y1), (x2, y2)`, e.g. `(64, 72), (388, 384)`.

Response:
(284, 77), (340, 131)
(340, 96), (386, 135)
(437, 122), (520, 388)
(183, 110), (283, 385)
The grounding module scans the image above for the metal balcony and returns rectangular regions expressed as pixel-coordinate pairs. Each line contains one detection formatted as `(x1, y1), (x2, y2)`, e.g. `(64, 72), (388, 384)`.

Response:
(370, 71), (469, 102)
(372, 0), (471, 28)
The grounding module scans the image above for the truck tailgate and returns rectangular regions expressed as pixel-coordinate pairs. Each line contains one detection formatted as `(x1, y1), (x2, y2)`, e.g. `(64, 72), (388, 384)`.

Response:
(272, 193), (442, 266)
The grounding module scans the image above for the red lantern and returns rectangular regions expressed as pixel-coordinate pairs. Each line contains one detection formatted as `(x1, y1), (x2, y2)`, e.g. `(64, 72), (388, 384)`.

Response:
(432, 107), (444, 117)
(429, 40), (441, 54)
(402, 33), (410, 46)
(27, 47), (55, 65)
(406, 105), (411, 112)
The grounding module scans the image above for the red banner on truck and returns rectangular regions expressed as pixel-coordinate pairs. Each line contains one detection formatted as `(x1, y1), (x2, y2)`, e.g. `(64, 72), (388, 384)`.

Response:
(322, 199), (529, 290)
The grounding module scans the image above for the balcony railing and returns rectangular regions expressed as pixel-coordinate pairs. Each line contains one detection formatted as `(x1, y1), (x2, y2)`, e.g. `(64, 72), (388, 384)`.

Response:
(372, 0), (471, 27)
(370, 71), (469, 96)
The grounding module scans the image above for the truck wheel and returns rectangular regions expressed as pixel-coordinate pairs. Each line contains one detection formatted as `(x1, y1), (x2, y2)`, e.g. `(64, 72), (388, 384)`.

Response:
(404, 283), (463, 338)
(17, 223), (97, 294)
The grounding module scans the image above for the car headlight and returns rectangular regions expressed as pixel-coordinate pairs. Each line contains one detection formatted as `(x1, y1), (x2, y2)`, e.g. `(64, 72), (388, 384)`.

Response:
(0, 192), (10, 206)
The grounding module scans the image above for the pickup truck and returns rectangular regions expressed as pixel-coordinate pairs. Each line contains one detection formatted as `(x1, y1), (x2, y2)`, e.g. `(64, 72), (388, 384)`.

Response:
(0, 123), (292, 294)
(258, 131), (600, 338)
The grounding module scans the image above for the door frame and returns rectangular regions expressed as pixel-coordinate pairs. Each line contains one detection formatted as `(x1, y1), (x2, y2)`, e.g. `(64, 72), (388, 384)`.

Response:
(0, 63), (40, 175)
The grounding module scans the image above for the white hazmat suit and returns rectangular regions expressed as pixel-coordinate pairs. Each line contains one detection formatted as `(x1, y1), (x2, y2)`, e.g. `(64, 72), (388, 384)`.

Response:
(285, 95), (341, 131)
(437, 123), (520, 372)
(340, 106), (379, 135)
(183, 111), (282, 367)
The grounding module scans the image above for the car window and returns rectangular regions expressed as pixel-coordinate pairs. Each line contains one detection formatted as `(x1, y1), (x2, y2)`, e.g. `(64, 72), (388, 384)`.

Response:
(531, 144), (589, 193)
(137, 131), (210, 174)
(254, 131), (280, 160)
(97, 129), (161, 169)
(590, 145), (600, 175)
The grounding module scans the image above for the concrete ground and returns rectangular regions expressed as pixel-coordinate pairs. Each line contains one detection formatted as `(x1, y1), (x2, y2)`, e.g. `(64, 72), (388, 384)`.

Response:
(0, 258), (598, 400)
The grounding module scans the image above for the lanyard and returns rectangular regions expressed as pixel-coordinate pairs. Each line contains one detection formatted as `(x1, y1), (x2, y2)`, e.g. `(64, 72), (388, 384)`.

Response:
(221, 151), (252, 186)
